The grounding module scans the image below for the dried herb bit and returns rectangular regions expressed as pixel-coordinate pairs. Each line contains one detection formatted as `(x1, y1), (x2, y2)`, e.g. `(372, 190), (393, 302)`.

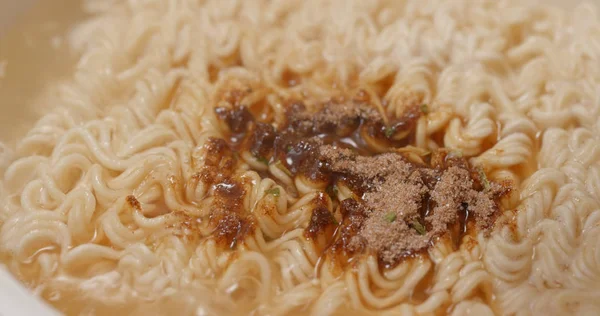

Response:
(477, 166), (490, 190)
(384, 212), (397, 223)
(274, 160), (293, 177)
(286, 145), (293, 152)
(257, 156), (269, 165)
(420, 104), (429, 114)
(410, 220), (426, 235)
(330, 212), (339, 226)
(326, 185), (339, 198)
(265, 187), (280, 197)
(385, 126), (395, 138)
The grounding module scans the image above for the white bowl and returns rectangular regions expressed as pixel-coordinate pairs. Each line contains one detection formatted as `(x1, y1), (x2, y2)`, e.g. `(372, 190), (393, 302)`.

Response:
(0, 0), (592, 315)
(1, 2), (63, 315)
(0, 268), (58, 315)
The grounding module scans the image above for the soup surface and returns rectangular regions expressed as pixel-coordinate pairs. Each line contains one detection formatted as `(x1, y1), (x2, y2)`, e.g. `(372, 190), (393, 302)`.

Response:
(1, 0), (600, 315)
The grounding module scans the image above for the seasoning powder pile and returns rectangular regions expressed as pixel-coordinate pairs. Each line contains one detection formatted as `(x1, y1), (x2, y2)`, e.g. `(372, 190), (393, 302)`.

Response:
(320, 145), (505, 264)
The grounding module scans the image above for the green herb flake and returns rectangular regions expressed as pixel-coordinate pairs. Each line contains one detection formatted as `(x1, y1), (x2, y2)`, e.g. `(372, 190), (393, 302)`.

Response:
(411, 220), (426, 235)
(420, 104), (429, 114)
(265, 187), (280, 197)
(385, 126), (395, 138)
(275, 160), (293, 177)
(257, 156), (269, 165)
(384, 212), (397, 223)
(477, 166), (490, 190)
(330, 212), (339, 226)
(326, 185), (339, 198)
(286, 145), (293, 152)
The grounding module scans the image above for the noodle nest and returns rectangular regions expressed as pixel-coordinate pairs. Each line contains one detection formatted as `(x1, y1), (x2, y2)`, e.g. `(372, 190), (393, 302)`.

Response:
(1, 0), (600, 315)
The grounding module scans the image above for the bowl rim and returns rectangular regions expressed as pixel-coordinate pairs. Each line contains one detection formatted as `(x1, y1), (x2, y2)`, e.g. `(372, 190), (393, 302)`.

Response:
(0, 267), (59, 315)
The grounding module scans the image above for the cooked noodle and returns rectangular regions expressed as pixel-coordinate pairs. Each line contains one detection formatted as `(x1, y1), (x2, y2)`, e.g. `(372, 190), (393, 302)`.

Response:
(1, 0), (600, 315)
